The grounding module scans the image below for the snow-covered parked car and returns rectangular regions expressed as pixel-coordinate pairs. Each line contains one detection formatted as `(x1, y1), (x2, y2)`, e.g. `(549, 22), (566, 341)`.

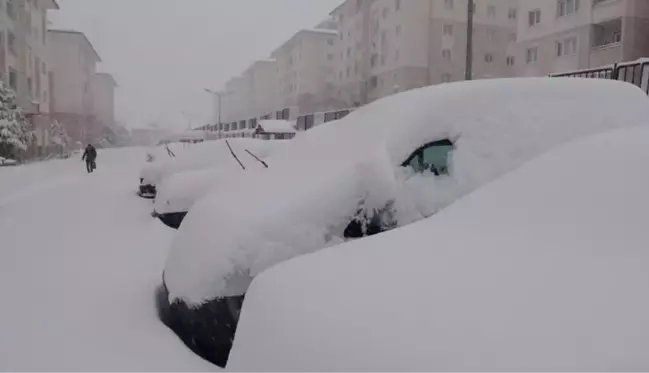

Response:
(138, 138), (283, 199)
(228, 125), (649, 371)
(153, 140), (286, 229)
(137, 145), (180, 198)
(156, 78), (649, 368)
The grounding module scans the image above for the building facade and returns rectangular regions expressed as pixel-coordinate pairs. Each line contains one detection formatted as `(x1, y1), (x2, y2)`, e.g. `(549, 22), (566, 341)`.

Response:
(48, 29), (101, 145)
(271, 28), (341, 117)
(331, 0), (518, 105)
(91, 72), (117, 128)
(0, 0), (59, 156)
(516, 0), (649, 76)
(242, 59), (278, 119)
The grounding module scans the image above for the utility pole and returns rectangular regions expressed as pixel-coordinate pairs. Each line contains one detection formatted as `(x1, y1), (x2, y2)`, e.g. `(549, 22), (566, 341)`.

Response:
(465, 0), (474, 81)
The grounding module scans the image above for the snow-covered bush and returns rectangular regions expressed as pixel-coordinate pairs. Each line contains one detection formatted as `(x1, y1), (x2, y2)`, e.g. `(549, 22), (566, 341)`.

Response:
(0, 80), (29, 159)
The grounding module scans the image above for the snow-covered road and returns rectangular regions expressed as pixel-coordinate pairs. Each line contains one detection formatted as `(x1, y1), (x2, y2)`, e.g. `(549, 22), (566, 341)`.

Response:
(0, 148), (214, 371)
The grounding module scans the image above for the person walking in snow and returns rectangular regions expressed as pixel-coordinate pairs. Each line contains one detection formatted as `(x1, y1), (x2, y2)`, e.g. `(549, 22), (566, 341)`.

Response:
(81, 144), (97, 173)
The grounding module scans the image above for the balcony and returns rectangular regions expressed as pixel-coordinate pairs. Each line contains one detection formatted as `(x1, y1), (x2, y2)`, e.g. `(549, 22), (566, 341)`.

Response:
(592, 0), (625, 24)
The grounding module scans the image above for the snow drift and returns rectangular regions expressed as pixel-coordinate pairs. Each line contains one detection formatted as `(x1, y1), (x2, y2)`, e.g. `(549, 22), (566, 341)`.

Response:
(228, 125), (649, 371)
(165, 78), (649, 305)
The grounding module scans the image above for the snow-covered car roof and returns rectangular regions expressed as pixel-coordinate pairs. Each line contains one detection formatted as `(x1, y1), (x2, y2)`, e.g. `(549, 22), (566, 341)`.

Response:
(140, 138), (286, 186)
(164, 78), (649, 305)
(228, 125), (649, 371)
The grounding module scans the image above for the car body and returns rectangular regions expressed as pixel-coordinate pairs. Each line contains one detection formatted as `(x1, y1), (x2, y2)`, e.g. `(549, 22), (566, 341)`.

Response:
(156, 78), (649, 367)
(138, 138), (285, 200)
(228, 125), (649, 371)
(152, 140), (284, 229)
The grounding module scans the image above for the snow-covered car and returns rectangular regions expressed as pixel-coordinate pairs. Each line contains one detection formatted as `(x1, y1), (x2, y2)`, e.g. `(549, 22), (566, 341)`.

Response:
(138, 139), (283, 199)
(156, 78), (649, 367)
(228, 125), (649, 371)
(153, 140), (285, 229)
(137, 145), (179, 198)
(0, 156), (18, 167)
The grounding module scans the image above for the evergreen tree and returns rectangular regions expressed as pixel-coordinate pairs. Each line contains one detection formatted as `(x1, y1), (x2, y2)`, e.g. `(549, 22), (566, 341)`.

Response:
(0, 80), (29, 159)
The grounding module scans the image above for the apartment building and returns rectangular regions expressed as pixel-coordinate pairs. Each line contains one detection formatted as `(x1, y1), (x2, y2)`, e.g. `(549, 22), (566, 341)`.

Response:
(91, 72), (117, 128)
(48, 29), (101, 144)
(331, 0), (518, 105)
(241, 59), (278, 119)
(271, 28), (341, 117)
(221, 75), (245, 123)
(428, 0), (519, 84)
(331, 0), (373, 106)
(0, 0), (59, 155)
(517, 0), (649, 76)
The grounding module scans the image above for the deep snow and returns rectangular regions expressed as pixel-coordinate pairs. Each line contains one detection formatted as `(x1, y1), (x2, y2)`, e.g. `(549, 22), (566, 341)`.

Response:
(0, 148), (214, 371)
(165, 78), (649, 305)
(229, 126), (649, 371)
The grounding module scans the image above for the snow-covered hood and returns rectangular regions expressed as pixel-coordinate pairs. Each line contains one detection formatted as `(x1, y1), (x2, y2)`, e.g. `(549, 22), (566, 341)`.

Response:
(140, 139), (287, 186)
(228, 125), (649, 371)
(165, 78), (649, 304)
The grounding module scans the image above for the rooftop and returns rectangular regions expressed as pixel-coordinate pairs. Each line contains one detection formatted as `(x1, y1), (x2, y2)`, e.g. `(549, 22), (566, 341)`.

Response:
(48, 29), (102, 62)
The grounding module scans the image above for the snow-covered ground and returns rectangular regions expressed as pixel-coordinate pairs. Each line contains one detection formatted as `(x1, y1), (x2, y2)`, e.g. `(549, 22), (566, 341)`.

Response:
(0, 147), (214, 371)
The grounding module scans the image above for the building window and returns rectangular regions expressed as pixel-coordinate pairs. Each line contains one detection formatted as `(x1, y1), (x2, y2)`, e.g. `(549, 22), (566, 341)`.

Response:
(395, 49), (400, 62)
(441, 73), (452, 83)
(347, 47), (351, 58)
(380, 52), (386, 66)
(556, 36), (577, 56)
(509, 8), (518, 19)
(506, 56), (515, 66)
(382, 7), (389, 19)
(8, 67), (17, 90)
(487, 5), (496, 18)
(526, 47), (539, 64)
(442, 49), (452, 60)
(6, 0), (15, 20)
(445, 0), (453, 10)
(485, 53), (493, 63)
(557, 0), (579, 17)
(327, 53), (333, 61)
(528, 9), (541, 26)
(395, 0), (401, 11)
(371, 53), (378, 67)
(487, 29), (496, 41)
(369, 76), (378, 89)
(444, 24), (453, 36)
(8, 31), (15, 55)
(396, 25), (401, 36)
(327, 38), (334, 46)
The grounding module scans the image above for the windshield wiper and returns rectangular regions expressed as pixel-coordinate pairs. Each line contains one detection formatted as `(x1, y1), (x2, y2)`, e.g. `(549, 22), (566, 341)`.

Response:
(245, 149), (268, 168)
(225, 140), (246, 170)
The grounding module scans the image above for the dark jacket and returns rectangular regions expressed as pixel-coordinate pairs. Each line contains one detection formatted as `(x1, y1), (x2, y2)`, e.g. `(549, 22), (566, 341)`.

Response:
(82, 145), (97, 162)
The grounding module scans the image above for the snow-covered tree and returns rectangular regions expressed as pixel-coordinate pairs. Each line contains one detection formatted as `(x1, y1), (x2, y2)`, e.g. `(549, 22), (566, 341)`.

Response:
(0, 80), (29, 158)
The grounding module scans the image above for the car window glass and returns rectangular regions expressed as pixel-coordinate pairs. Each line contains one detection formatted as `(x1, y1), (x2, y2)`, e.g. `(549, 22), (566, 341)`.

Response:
(421, 142), (453, 175)
(403, 139), (453, 175)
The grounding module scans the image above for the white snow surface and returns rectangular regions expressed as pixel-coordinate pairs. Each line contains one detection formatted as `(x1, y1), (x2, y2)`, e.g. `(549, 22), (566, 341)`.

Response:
(229, 125), (649, 372)
(153, 139), (286, 214)
(165, 78), (649, 305)
(0, 148), (214, 371)
(140, 138), (284, 187)
(257, 119), (296, 133)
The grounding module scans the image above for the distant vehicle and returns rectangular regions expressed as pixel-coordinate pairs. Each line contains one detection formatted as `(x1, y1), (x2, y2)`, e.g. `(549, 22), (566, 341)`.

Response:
(156, 78), (649, 368)
(228, 125), (649, 371)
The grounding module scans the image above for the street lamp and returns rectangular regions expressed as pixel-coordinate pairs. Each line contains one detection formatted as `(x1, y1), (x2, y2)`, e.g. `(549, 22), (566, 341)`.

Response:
(204, 88), (233, 129)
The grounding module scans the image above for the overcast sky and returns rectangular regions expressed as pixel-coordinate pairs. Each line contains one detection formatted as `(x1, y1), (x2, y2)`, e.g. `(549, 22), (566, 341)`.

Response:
(49, 0), (341, 130)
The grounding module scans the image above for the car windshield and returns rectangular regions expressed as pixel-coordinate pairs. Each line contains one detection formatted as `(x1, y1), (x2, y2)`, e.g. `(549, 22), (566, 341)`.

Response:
(2, 1), (649, 371)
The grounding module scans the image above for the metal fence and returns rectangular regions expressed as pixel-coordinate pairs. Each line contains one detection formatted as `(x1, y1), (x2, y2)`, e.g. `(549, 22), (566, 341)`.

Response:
(550, 59), (649, 95)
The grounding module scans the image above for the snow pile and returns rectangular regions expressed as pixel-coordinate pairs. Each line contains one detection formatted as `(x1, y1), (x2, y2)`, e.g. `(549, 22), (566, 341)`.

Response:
(141, 138), (285, 187)
(229, 126), (649, 371)
(257, 120), (296, 133)
(165, 78), (649, 305)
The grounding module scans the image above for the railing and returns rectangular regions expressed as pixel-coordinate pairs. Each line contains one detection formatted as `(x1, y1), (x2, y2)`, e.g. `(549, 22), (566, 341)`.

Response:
(549, 58), (649, 95)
